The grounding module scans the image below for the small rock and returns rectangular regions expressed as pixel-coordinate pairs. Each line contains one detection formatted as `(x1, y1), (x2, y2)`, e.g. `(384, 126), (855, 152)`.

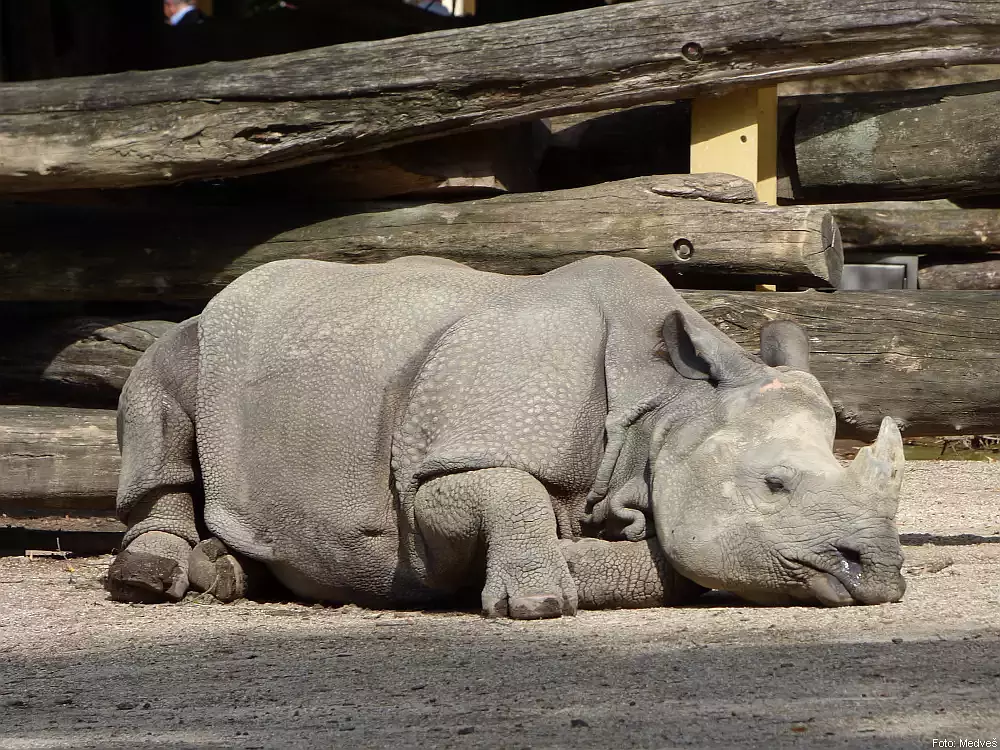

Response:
(570, 719), (589, 728)
(457, 727), (475, 735)
(4, 699), (27, 708)
(116, 702), (136, 711)
(142, 702), (151, 709)
(891, 637), (904, 644)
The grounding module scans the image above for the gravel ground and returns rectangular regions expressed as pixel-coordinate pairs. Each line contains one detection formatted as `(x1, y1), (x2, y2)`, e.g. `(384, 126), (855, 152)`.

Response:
(1, 461), (998, 749)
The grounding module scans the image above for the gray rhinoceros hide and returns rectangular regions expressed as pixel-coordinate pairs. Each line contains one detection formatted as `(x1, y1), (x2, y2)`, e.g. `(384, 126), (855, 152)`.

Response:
(107, 256), (906, 617)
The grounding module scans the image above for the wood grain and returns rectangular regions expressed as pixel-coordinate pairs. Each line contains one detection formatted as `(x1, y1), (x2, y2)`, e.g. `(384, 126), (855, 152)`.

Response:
(0, 406), (119, 513)
(2, 0), (999, 190)
(788, 81), (1000, 201)
(0, 175), (842, 300)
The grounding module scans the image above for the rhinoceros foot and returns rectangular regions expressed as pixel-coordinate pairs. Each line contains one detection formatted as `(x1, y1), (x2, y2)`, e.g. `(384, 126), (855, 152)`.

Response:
(505, 594), (566, 620)
(187, 538), (253, 603)
(105, 531), (192, 603)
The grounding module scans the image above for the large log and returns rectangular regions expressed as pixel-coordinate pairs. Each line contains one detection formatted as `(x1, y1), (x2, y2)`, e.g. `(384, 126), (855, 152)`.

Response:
(777, 64), (1000, 96)
(0, 314), (174, 407)
(0, 175), (843, 301)
(5, 291), (999, 440)
(9, 124), (549, 208)
(919, 259), (1000, 289)
(1, 0), (999, 191)
(685, 290), (1000, 437)
(0, 406), (119, 514)
(832, 207), (1000, 255)
(787, 81), (1000, 202)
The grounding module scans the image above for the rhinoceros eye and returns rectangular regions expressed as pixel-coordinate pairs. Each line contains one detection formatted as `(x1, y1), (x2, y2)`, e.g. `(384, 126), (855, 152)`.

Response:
(764, 474), (790, 493)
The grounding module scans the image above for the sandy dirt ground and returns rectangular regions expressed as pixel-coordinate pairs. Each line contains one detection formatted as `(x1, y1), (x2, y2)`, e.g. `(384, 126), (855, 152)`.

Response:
(1, 461), (998, 750)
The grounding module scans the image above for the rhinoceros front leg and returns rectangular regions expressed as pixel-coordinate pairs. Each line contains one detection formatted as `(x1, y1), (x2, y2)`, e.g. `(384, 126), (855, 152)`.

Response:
(559, 538), (707, 610)
(413, 468), (578, 619)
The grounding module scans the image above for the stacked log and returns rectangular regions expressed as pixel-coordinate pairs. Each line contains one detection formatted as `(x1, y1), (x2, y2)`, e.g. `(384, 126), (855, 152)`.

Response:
(0, 406), (119, 515)
(1, 0), (998, 191)
(536, 83), (1000, 204)
(0, 175), (843, 300)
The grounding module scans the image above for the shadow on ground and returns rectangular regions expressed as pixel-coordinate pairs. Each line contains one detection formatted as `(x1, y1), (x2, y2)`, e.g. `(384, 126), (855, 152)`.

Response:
(2, 613), (997, 750)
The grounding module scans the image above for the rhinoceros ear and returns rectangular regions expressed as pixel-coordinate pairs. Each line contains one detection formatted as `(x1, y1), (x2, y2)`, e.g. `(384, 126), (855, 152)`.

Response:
(662, 310), (762, 385)
(759, 320), (810, 372)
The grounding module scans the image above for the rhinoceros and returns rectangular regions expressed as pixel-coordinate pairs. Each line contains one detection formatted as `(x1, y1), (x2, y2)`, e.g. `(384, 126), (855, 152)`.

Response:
(105, 256), (906, 618)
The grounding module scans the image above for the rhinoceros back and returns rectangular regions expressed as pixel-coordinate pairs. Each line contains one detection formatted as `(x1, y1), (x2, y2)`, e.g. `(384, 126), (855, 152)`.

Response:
(195, 257), (513, 601)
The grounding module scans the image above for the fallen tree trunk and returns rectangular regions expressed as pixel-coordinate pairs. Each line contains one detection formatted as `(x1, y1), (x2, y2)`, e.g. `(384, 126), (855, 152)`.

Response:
(2, 0), (999, 191)
(0, 406), (119, 514)
(918, 259), (1000, 289)
(0, 316), (174, 407)
(13, 124), (550, 208)
(0, 175), (843, 300)
(685, 290), (1000, 437)
(787, 81), (1000, 201)
(831, 207), (1000, 255)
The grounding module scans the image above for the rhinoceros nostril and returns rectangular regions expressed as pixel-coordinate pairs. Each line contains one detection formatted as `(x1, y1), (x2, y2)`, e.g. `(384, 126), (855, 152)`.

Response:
(834, 545), (864, 584)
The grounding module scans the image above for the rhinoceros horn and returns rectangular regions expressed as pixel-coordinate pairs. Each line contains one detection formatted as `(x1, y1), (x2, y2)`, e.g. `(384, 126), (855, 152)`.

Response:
(848, 416), (905, 510)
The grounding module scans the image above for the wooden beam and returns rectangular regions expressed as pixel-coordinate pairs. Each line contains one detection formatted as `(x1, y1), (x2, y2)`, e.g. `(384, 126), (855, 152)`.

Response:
(3, 290), (1000, 519)
(0, 315), (176, 407)
(1, 0), (999, 191)
(919, 259), (1000, 289)
(785, 81), (1000, 202)
(0, 174), (843, 301)
(832, 206), (1000, 255)
(777, 64), (1000, 96)
(539, 82), (1000, 201)
(0, 406), (119, 514)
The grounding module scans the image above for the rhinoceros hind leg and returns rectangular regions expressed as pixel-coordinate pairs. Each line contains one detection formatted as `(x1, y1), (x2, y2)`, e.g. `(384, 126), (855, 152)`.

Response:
(188, 538), (274, 602)
(413, 468), (578, 619)
(106, 530), (193, 602)
(106, 318), (202, 604)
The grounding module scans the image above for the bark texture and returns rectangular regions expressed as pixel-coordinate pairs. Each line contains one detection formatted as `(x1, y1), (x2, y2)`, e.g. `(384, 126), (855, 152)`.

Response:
(0, 406), (119, 514)
(0, 175), (842, 301)
(832, 207), (1000, 255)
(1, 0), (999, 190)
(787, 81), (1000, 201)
(919, 260), (1000, 289)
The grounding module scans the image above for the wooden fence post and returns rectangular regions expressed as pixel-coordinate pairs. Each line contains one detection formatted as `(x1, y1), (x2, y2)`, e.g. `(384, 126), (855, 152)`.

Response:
(690, 86), (778, 204)
(691, 85), (780, 290)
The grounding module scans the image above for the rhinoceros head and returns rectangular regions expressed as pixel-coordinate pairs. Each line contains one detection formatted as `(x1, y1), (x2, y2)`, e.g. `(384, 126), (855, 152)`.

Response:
(652, 312), (906, 606)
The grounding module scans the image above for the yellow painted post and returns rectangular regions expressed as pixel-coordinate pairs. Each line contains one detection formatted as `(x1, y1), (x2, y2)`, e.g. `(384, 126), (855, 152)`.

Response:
(690, 86), (779, 290)
(690, 86), (778, 205)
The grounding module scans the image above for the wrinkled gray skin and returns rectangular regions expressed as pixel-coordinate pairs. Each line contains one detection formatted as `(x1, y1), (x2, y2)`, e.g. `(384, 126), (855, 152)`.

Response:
(106, 256), (906, 618)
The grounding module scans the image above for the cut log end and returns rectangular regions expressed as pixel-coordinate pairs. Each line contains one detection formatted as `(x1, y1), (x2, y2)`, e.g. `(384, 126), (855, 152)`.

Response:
(821, 213), (844, 289)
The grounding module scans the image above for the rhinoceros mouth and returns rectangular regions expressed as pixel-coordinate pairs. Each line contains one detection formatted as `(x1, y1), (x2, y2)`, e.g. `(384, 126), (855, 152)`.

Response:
(785, 548), (866, 607)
